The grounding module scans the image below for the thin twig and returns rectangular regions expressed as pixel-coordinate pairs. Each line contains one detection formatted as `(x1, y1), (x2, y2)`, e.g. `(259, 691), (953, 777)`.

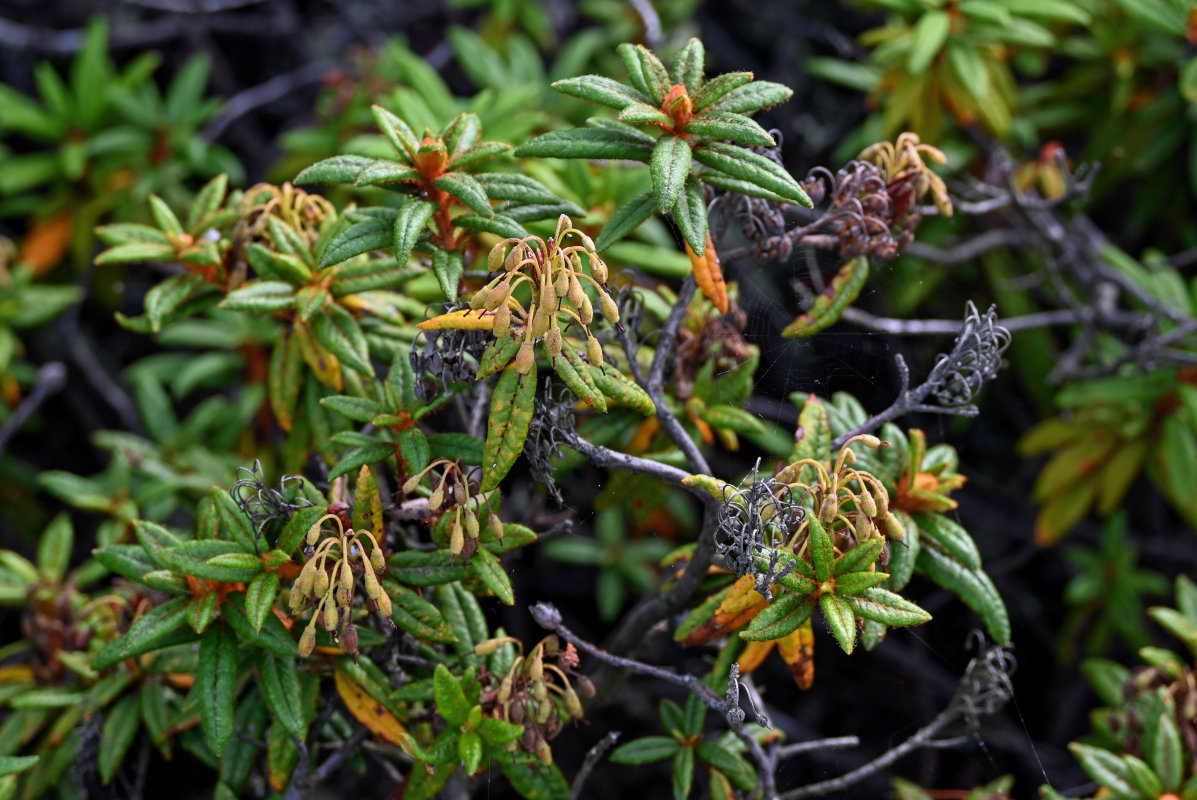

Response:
(775, 735), (861, 759)
(0, 362), (67, 457)
(567, 732), (622, 800)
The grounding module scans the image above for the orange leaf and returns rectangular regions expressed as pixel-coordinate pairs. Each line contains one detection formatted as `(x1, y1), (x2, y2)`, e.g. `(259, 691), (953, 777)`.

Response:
(334, 667), (409, 746)
(683, 575), (769, 646)
(736, 640), (774, 674)
(686, 232), (728, 313)
(19, 212), (73, 275)
(777, 619), (815, 689)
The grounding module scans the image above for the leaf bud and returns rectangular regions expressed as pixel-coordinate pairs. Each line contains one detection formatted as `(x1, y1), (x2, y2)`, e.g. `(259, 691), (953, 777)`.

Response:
(515, 341), (536, 375)
(493, 305), (511, 337)
(598, 291), (619, 324)
(545, 326), (562, 358)
(586, 337), (603, 367)
(299, 624), (317, 658)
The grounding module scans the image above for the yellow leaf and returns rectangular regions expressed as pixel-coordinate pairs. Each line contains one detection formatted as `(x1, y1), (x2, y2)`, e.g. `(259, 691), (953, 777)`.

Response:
(776, 619), (815, 689)
(334, 667), (409, 746)
(736, 640), (774, 674)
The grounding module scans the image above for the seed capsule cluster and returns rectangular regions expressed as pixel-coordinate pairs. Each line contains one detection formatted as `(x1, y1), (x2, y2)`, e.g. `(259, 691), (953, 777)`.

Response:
(402, 458), (503, 560)
(470, 215), (618, 374)
(289, 511), (392, 658)
(475, 635), (591, 765)
(777, 434), (905, 553)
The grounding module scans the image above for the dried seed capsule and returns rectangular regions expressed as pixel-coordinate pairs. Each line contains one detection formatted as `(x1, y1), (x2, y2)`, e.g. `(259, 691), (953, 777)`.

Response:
(342, 622), (359, 657)
(575, 675), (595, 698)
(493, 305), (511, 337)
(819, 494), (838, 526)
(586, 336), (603, 367)
(314, 568), (330, 598)
(402, 475), (422, 495)
(545, 326), (562, 358)
(488, 513), (504, 539)
(450, 521), (465, 556)
(590, 255), (608, 284)
(515, 341), (536, 375)
(563, 686), (583, 718)
(598, 292), (619, 324)
(509, 700), (524, 725)
(540, 283), (558, 313)
(453, 482), (467, 506)
(531, 310), (550, 339)
(858, 489), (877, 518)
(429, 487), (444, 511)
(567, 273), (585, 309)
(488, 243), (506, 272)
(299, 624), (317, 658)
(288, 582), (307, 614)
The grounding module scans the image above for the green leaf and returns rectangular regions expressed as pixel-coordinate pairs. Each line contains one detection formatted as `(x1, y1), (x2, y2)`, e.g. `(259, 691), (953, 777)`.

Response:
(911, 512), (981, 571)
(393, 199), (438, 266)
(258, 652), (305, 741)
(833, 540), (884, 577)
(468, 545), (514, 605)
(389, 582), (457, 642)
(671, 173), (709, 255)
(197, 623), (238, 757)
(610, 736), (681, 764)
(908, 10), (951, 75)
(36, 513), (72, 584)
(313, 305), (372, 375)
(481, 363), (536, 492)
(98, 693), (141, 785)
(435, 172), (493, 218)
(741, 591), (815, 641)
(809, 516), (834, 582)
(672, 744), (695, 800)
(224, 592), (298, 657)
(321, 395), (386, 422)
(514, 128), (653, 162)
(916, 546), (1010, 644)
(389, 549), (469, 586)
(92, 596), (195, 669)
(94, 241), (178, 266)
(433, 248), (464, 302)
(710, 80), (792, 114)
(245, 571), (280, 632)
(841, 586), (932, 627)
(553, 346), (607, 411)
(329, 442), (395, 481)
(946, 41), (989, 103)
(590, 363), (656, 415)
(693, 141), (811, 208)
(354, 160), (421, 187)
(651, 136), (692, 213)
(782, 257), (869, 337)
(618, 43), (671, 104)
(214, 488), (258, 553)
(551, 75), (650, 108)
(821, 593), (857, 654)
(278, 505), (327, 556)
(433, 663), (470, 726)
(684, 113), (775, 147)
(149, 194), (184, 236)
(671, 39), (705, 94)
(294, 154), (373, 184)
(220, 281), (296, 313)
(428, 433), (485, 464)
(696, 742), (756, 792)
(371, 105), (418, 160)
(478, 716), (524, 746)
(459, 730), (483, 775)
(0, 756), (39, 778)
(453, 214), (529, 240)
(1067, 743), (1138, 799)
(693, 72), (754, 111)
(594, 189), (657, 251)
